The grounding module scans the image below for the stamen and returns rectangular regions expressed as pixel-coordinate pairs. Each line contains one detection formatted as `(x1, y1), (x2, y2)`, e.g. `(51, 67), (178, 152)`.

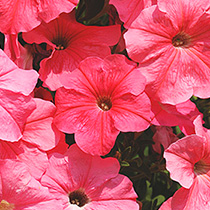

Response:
(69, 189), (90, 207)
(172, 32), (191, 48)
(55, 44), (65, 50)
(97, 96), (112, 111)
(52, 37), (68, 50)
(0, 200), (14, 210)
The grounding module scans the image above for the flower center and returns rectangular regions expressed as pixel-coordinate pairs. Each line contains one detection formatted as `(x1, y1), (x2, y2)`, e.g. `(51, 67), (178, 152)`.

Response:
(52, 37), (68, 50)
(0, 200), (15, 210)
(69, 189), (90, 207)
(194, 160), (210, 175)
(55, 44), (65, 50)
(172, 33), (191, 48)
(97, 96), (112, 111)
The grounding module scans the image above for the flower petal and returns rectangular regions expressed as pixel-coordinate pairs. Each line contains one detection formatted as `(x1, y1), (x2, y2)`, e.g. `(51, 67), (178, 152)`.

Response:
(164, 135), (206, 188)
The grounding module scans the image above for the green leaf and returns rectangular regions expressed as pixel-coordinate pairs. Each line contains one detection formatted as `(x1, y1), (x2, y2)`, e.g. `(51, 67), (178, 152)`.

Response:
(152, 195), (165, 207)
(121, 161), (130, 167)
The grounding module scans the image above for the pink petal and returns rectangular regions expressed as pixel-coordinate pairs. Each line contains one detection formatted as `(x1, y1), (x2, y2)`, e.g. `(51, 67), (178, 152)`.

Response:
(75, 110), (119, 156)
(55, 54), (152, 155)
(102, 54), (145, 96)
(54, 88), (97, 134)
(0, 159), (61, 209)
(0, 140), (48, 180)
(0, 0), (78, 34)
(112, 92), (151, 132)
(41, 153), (74, 196)
(4, 34), (20, 62)
(67, 145), (120, 191)
(160, 177), (210, 210)
(88, 174), (137, 200)
(60, 57), (104, 95)
(151, 99), (201, 135)
(158, 0), (210, 29)
(22, 98), (63, 151)
(87, 200), (139, 210)
(164, 135), (206, 188)
(110, 0), (156, 28)
(62, 55), (145, 98)
(0, 104), (22, 141)
(0, 49), (38, 96)
(47, 134), (68, 156)
(0, 0), (40, 34)
(0, 89), (36, 141)
(42, 145), (120, 196)
(141, 47), (195, 104)
(152, 126), (178, 154)
(41, 145), (137, 209)
(194, 114), (206, 136)
(39, 49), (81, 90)
(38, 0), (78, 23)
(125, 6), (173, 63)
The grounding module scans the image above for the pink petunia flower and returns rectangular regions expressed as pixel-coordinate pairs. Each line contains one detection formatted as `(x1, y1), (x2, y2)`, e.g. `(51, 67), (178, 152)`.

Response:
(0, 49), (38, 141)
(22, 10), (121, 90)
(41, 144), (139, 210)
(0, 0), (78, 34)
(53, 54), (151, 155)
(125, 0), (210, 104)
(161, 133), (210, 209)
(0, 159), (62, 210)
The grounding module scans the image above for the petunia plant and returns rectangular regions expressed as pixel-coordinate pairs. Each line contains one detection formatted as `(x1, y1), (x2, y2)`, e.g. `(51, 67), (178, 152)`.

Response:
(0, 0), (210, 209)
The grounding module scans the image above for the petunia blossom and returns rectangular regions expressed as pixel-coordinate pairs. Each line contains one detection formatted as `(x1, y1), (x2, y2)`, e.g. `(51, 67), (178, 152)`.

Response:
(22, 10), (121, 90)
(53, 54), (151, 155)
(125, 0), (210, 104)
(41, 144), (139, 210)
(0, 49), (38, 141)
(0, 0), (78, 34)
(0, 159), (62, 210)
(160, 133), (210, 209)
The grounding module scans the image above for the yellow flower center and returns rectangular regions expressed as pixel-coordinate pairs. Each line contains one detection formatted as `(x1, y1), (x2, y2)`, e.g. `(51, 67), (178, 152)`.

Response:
(0, 200), (14, 210)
